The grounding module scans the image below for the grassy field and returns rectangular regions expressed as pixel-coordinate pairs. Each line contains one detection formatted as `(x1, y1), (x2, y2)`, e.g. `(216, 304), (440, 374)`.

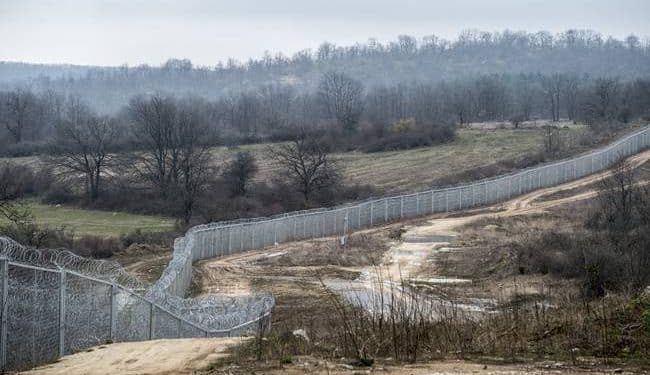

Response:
(0, 127), (589, 195)
(216, 127), (587, 194)
(1, 200), (176, 237)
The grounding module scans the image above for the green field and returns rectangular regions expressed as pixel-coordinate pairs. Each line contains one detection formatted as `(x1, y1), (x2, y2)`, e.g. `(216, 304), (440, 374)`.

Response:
(1, 201), (176, 237)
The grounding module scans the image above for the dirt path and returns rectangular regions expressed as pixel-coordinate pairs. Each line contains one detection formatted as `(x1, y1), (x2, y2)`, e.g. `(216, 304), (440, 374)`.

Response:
(41, 150), (647, 375)
(378, 149), (650, 284)
(21, 338), (246, 375)
(190, 150), (650, 302)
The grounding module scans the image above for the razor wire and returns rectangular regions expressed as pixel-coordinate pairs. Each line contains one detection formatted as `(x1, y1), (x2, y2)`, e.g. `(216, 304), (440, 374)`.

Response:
(0, 237), (273, 371)
(0, 125), (648, 371)
(150, 126), (650, 307)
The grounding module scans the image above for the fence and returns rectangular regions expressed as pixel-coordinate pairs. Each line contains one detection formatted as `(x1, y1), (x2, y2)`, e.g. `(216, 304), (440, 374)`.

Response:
(2, 125), (648, 371)
(0, 256), (272, 371)
(152, 126), (650, 301)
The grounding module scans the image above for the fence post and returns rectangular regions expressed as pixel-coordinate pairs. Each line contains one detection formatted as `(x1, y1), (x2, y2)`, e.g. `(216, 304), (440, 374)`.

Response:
(110, 284), (117, 342)
(1, 258), (8, 369)
(508, 176), (512, 199)
(431, 191), (435, 213)
(227, 229), (232, 254)
(459, 189), (463, 209)
(370, 201), (374, 226)
(399, 196), (404, 219)
(416, 193), (420, 215)
(58, 270), (66, 357)
(471, 185), (475, 207)
(384, 200), (388, 223)
(148, 302), (154, 340)
(357, 205), (361, 228)
(445, 190), (449, 212)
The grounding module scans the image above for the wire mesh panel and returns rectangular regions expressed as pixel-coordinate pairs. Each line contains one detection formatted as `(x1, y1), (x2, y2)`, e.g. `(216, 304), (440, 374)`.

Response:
(402, 194), (418, 218)
(64, 273), (111, 354)
(113, 291), (151, 343)
(180, 320), (205, 338)
(5, 265), (60, 370)
(151, 306), (181, 339)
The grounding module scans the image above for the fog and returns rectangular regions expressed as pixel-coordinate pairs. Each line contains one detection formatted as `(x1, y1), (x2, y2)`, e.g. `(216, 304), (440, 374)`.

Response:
(1, 0), (649, 66)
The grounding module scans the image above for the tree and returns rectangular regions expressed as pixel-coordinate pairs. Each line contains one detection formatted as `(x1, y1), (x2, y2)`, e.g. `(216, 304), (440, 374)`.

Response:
(223, 151), (257, 196)
(587, 161), (650, 290)
(563, 74), (580, 122)
(174, 99), (212, 225)
(269, 131), (340, 204)
(318, 71), (364, 133)
(592, 77), (620, 120)
(0, 89), (35, 143)
(127, 94), (212, 225)
(540, 74), (564, 122)
(44, 98), (116, 201)
(127, 94), (180, 198)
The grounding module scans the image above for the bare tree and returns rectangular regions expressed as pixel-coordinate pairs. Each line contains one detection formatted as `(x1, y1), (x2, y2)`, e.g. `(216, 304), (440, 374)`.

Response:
(592, 77), (620, 120)
(223, 151), (257, 196)
(0, 89), (35, 142)
(563, 74), (580, 121)
(268, 131), (340, 204)
(0, 163), (21, 216)
(540, 73), (564, 122)
(128, 94), (212, 224)
(44, 98), (116, 201)
(174, 99), (213, 225)
(589, 161), (650, 289)
(318, 71), (364, 133)
(127, 94), (180, 198)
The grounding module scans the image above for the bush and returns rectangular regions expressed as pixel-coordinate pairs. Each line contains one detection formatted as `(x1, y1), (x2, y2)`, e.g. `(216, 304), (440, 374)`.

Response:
(362, 124), (455, 153)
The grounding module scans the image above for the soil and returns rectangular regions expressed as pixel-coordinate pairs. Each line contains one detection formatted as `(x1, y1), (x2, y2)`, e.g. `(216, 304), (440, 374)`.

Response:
(21, 338), (247, 375)
(30, 149), (650, 374)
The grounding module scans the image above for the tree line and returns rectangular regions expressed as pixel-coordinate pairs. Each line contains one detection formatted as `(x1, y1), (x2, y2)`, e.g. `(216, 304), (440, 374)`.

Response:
(2, 72), (650, 156)
(1, 29), (649, 113)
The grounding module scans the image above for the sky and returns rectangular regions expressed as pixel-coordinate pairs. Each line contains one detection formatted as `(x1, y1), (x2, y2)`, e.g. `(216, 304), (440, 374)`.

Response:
(1, 0), (649, 67)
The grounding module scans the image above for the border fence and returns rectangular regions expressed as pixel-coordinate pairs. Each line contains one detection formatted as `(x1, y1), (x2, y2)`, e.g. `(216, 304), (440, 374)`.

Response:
(1, 125), (648, 371)
(153, 126), (650, 302)
(0, 238), (273, 371)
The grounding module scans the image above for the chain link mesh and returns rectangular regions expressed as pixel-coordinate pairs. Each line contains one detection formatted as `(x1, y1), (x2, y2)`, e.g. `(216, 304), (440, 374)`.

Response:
(0, 127), (648, 371)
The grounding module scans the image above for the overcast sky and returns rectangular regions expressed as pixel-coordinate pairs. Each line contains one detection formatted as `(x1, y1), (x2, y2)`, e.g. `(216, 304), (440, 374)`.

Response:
(1, 0), (649, 67)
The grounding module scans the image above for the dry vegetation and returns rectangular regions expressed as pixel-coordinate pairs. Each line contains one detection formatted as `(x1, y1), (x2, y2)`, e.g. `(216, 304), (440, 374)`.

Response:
(194, 154), (650, 374)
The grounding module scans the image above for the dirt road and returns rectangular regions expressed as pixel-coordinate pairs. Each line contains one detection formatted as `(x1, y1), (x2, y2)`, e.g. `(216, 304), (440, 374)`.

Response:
(29, 150), (649, 375)
(21, 338), (246, 375)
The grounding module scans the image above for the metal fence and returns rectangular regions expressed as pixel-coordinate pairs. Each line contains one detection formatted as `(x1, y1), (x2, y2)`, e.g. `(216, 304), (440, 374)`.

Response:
(152, 126), (650, 302)
(0, 256), (272, 371)
(1, 125), (648, 371)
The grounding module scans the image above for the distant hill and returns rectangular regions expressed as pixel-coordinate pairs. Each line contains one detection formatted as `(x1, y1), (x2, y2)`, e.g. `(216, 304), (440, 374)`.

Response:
(2, 29), (649, 113)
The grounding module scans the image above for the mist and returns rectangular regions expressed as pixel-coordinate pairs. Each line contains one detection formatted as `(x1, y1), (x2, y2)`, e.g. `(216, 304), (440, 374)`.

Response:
(1, 0), (649, 66)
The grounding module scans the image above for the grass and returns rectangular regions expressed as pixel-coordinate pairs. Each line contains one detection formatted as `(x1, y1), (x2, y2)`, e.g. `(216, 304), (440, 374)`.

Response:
(1, 200), (176, 237)
(0, 127), (588, 195)
(214, 128), (585, 194)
